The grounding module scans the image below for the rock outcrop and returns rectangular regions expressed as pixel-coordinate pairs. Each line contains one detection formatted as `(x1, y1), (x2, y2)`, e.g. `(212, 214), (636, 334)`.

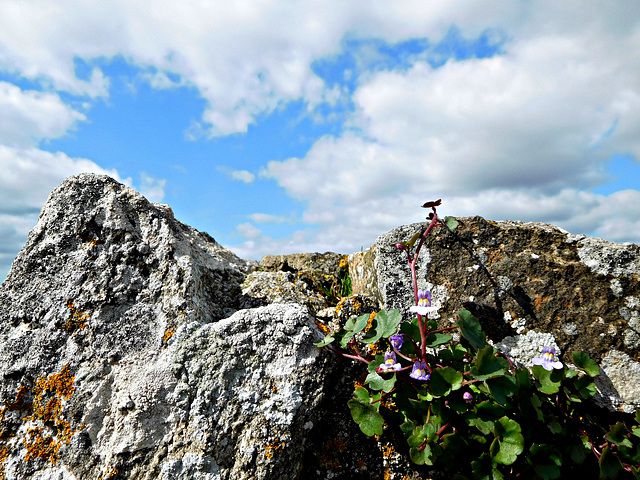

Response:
(349, 218), (640, 412)
(0, 174), (376, 480)
(1, 174), (639, 479)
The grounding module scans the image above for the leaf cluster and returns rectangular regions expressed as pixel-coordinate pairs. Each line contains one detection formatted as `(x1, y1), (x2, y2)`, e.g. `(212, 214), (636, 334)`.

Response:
(317, 309), (640, 479)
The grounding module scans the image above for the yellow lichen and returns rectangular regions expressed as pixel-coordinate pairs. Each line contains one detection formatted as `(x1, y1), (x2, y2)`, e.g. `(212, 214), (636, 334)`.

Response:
(162, 330), (174, 342)
(62, 300), (88, 332)
(265, 439), (285, 459)
(0, 363), (78, 472)
(314, 320), (331, 335)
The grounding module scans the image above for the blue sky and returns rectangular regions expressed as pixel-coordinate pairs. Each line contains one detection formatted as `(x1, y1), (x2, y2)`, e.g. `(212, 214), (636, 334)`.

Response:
(1, 1), (640, 281)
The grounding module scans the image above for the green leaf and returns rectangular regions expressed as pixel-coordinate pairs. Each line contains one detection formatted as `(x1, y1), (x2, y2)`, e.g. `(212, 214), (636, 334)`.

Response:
(344, 313), (371, 333)
(362, 309), (401, 344)
(573, 375), (597, 399)
(456, 310), (487, 350)
(470, 346), (506, 381)
(606, 422), (633, 448)
(532, 365), (562, 394)
(364, 355), (397, 392)
(468, 401), (505, 435)
(347, 388), (384, 437)
(492, 416), (524, 465)
(404, 230), (424, 250)
(338, 330), (355, 349)
(567, 437), (589, 465)
(408, 422), (437, 447)
(425, 332), (453, 348)
(526, 444), (562, 480)
(410, 443), (435, 466)
(400, 320), (422, 344)
(619, 443), (640, 465)
(314, 334), (334, 347)
(408, 422), (439, 465)
(444, 216), (459, 231)
(573, 351), (600, 377)
(429, 367), (463, 397)
(487, 375), (517, 405)
(599, 445), (623, 479)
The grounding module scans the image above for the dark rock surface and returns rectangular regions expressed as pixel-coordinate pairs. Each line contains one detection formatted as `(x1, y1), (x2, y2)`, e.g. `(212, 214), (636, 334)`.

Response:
(349, 218), (640, 412)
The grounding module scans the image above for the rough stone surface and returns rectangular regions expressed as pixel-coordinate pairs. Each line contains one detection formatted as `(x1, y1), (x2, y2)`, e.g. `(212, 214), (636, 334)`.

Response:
(0, 174), (373, 480)
(3, 174), (640, 479)
(349, 217), (640, 412)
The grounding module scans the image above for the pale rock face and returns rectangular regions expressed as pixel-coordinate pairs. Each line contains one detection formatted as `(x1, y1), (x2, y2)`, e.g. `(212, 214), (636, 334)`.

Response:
(0, 174), (338, 480)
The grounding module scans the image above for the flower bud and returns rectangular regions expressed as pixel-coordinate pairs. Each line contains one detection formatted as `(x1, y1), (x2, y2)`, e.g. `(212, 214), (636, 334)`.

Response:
(463, 392), (473, 403)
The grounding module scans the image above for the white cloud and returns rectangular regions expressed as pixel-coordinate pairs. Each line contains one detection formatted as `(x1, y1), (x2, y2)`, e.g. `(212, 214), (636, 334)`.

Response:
(139, 172), (166, 202)
(236, 222), (262, 239)
(258, 2), (640, 254)
(0, 81), (86, 147)
(217, 166), (256, 183)
(248, 213), (289, 224)
(0, 0), (524, 136)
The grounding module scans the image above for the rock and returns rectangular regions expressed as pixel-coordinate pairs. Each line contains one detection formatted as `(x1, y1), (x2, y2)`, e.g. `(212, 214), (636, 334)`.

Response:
(241, 270), (329, 316)
(0, 174), (351, 479)
(348, 217), (640, 412)
(3, 173), (640, 479)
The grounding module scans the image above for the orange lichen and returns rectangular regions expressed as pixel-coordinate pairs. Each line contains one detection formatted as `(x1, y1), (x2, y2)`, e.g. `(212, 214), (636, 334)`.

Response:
(0, 363), (78, 472)
(62, 300), (88, 332)
(23, 363), (77, 464)
(23, 427), (60, 464)
(382, 444), (395, 458)
(533, 294), (550, 311)
(100, 465), (119, 479)
(366, 340), (385, 357)
(265, 439), (285, 459)
(314, 320), (331, 335)
(162, 330), (175, 342)
(364, 312), (377, 332)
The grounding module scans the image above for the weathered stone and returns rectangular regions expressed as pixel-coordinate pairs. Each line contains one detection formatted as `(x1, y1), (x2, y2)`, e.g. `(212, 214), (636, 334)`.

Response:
(241, 270), (329, 316)
(0, 174), (356, 480)
(258, 252), (350, 305)
(3, 173), (640, 479)
(349, 217), (640, 412)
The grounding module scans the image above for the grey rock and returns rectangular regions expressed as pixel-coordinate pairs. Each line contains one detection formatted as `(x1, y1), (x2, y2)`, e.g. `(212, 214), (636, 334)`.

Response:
(0, 174), (347, 479)
(348, 217), (640, 412)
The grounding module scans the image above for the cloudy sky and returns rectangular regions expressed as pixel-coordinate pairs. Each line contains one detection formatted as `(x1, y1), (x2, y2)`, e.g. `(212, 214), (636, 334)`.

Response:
(1, 1), (640, 281)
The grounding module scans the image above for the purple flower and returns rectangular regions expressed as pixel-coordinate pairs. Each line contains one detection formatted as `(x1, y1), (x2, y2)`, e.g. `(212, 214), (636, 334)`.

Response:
(389, 335), (404, 350)
(463, 392), (473, 403)
(378, 351), (402, 372)
(409, 289), (438, 316)
(410, 361), (430, 381)
(532, 346), (563, 371)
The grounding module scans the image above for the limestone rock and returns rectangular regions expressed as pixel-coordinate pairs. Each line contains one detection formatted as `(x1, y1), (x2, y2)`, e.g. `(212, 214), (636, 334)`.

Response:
(349, 217), (640, 412)
(0, 174), (343, 479)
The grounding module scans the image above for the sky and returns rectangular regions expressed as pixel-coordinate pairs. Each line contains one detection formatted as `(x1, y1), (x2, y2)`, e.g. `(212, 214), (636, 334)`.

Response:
(1, 1), (640, 282)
